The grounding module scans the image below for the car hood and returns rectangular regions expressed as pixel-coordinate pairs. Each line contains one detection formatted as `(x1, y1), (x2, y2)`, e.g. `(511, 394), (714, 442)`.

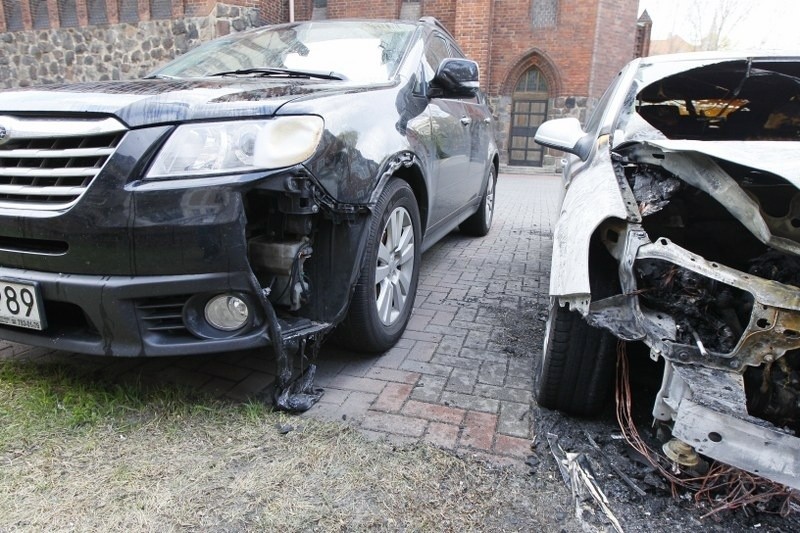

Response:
(0, 78), (370, 128)
(643, 140), (800, 187)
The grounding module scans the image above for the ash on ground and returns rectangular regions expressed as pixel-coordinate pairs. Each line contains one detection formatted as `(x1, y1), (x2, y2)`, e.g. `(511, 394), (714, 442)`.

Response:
(502, 303), (800, 533)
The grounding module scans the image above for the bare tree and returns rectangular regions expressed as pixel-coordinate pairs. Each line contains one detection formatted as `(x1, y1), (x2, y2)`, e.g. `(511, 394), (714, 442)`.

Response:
(685, 0), (752, 51)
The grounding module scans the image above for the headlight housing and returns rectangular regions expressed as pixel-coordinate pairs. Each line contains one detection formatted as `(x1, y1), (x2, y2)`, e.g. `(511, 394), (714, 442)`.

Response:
(146, 116), (324, 179)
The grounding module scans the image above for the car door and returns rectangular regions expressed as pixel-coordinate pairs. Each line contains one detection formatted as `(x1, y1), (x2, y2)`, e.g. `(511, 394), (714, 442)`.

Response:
(421, 33), (472, 227)
(462, 89), (492, 198)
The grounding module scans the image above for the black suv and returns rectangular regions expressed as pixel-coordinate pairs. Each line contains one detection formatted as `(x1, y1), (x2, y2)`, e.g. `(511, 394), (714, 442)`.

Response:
(0, 18), (498, 376)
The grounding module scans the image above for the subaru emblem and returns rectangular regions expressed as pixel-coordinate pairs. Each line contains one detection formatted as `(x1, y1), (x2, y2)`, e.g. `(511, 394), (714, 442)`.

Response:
(0, 125), (6, 143)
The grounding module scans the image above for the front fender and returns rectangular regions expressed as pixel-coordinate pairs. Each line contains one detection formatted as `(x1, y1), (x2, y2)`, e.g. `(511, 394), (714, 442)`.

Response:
(550, 136), (629, 311)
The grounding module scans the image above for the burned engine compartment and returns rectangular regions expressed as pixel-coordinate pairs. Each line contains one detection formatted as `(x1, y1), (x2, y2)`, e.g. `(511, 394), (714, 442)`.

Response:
(245, 175), (319, 314)
(619, 158), (800, 437)
(242, 172), (371, 326)
(235, 172), (374, 411)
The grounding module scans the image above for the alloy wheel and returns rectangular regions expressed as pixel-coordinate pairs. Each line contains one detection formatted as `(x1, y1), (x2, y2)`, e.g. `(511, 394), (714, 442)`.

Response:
(484, 175), (495, 223)
(375, 205), (415, 326)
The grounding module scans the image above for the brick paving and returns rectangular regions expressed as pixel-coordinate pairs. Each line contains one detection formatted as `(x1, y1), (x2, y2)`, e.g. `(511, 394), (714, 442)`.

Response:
(0, 173), (560, 467)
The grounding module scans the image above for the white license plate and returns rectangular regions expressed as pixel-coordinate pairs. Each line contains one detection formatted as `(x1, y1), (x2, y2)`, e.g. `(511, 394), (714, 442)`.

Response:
(0, 279), (46, 330)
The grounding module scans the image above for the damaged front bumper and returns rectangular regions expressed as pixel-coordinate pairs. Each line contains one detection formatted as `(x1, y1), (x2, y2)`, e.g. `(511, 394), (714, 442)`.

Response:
(584, 223), (800, 489)
(0, 266), (330, 358)
(660, 363), (799, 490)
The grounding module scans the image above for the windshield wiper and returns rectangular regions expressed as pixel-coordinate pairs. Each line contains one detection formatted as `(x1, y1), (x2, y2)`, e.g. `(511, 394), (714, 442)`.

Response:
(143, 74), (182, 80)
(206, 67), (346, 80)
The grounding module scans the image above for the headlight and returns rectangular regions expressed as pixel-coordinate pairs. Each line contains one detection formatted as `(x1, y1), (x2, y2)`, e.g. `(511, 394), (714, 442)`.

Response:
(146, 116), (324, 179)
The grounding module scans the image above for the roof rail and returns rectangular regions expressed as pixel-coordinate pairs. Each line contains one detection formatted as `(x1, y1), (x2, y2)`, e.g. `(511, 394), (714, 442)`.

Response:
(418, 16), (456, 40)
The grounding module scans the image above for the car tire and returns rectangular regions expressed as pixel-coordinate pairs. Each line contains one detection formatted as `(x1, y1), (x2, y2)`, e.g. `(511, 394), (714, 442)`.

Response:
(459, 166), (496, 237)
(536, 299), (617, 417)
(337, 179), (421, 353)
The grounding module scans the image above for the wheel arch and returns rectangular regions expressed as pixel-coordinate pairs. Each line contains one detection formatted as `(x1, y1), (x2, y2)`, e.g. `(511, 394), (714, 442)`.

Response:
(539, 223), (622, 416)
(368, 152), (430, 238)
(550, 152), (629, 306)
(588, 222), (624, 300)
(333, 178), (422, 353)
(392, 162), (429, 239)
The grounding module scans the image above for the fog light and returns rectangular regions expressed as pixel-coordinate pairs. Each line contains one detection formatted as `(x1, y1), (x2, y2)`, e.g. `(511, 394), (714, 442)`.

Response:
(204, 295), (249, 331)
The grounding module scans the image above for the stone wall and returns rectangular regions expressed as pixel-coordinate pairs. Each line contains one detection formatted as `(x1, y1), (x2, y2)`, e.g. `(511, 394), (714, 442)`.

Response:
(0, 3), (260, 88)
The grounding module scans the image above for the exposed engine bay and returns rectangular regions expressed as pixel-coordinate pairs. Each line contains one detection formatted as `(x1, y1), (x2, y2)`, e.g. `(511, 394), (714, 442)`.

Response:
(621, 161), (800, 438)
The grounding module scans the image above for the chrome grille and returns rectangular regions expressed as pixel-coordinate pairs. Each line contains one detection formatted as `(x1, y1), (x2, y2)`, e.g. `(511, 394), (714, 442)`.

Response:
(0, 116), (127, 210)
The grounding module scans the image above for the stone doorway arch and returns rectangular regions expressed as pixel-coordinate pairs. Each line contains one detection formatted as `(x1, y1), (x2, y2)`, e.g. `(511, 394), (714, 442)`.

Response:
(509, 67), (549, 166)
(501, 51), (561, 167)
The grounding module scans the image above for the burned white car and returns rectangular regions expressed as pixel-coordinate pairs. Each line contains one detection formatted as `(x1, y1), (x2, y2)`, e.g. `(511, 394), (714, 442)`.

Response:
(534, 53), (800, 490)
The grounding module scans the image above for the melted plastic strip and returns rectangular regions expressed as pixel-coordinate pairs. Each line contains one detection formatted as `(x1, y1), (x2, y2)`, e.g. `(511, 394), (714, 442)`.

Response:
(248, 272), (324, 412)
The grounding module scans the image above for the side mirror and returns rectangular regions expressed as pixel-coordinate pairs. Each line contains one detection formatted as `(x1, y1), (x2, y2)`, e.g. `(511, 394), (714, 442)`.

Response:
(430, 58), (480, 98)
(534, 117), (593, 161)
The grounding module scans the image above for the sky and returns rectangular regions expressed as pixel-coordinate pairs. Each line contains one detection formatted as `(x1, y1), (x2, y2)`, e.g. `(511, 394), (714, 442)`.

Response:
(638, 0), (800, 51)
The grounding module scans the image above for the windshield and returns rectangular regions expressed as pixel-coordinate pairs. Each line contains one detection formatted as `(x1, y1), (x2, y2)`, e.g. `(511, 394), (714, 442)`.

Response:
(152, 21), (417, 83)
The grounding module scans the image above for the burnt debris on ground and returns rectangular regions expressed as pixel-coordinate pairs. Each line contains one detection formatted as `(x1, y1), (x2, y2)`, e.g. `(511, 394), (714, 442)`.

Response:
(520, 310), (800, 532)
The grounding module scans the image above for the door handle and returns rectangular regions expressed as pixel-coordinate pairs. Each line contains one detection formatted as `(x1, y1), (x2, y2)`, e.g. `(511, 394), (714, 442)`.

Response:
(460, 117), (472, 126)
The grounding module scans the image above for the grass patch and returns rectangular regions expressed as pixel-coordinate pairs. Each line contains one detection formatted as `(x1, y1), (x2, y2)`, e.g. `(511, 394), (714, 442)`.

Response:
(0, 360), (253, 449)
(0, 358), (577, 532)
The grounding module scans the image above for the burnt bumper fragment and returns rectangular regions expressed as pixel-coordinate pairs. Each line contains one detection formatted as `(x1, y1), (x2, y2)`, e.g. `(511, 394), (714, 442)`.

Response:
(0, 265), (333, 358)
(658, 363), (800, 490)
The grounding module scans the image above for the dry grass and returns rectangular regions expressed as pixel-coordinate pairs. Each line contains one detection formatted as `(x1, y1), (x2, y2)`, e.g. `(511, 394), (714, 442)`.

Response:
(0, 359), (576, 532)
